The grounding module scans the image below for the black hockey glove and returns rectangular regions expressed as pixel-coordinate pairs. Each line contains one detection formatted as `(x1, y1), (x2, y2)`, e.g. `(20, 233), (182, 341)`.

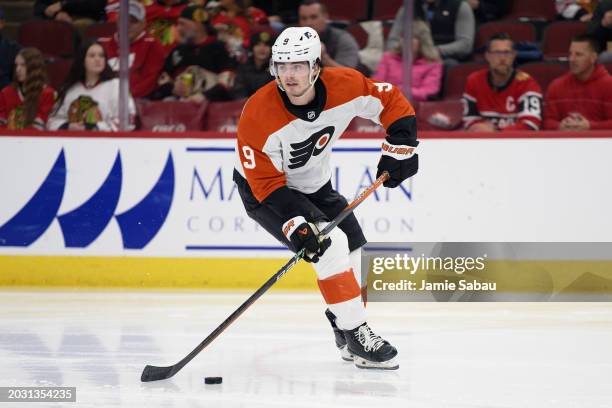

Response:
(376, 135), (419, 188)
(282, 216), (331, 263)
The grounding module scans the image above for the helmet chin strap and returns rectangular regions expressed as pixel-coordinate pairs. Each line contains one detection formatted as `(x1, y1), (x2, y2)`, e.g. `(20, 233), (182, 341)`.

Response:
(306, 63), (321, 91)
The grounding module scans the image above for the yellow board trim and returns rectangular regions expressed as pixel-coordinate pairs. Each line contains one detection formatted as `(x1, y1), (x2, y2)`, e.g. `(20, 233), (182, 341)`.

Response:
(0, 256), (318, 289)
(2, 256), (612, 294)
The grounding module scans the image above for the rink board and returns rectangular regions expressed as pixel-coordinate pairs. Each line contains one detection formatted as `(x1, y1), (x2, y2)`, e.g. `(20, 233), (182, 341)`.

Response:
(0, 130), (611, 288)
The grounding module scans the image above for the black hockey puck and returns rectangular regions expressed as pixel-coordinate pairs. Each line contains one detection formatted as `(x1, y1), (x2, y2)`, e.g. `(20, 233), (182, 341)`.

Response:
(204, 376), (222, 384)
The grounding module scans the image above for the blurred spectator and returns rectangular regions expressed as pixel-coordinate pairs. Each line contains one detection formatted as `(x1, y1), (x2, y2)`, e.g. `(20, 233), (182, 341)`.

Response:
(34, 0), (106, 25)
(232, 30), (274, 99)
(107, 0), (189, 53)
(466, 0), (510, 23)
(463, 32), (543, 131)
(151, 6), (236, 102)
(99, 1), (166, 98)
(165, 65), (208, 102)
(0, 48), (55, 130)
(373, 20), (442, 102)
(387, 1), (475, 63)
(298, 0), (360, 68)
(47, 40), (136, 131)
(556, 0), (596, 21)
(544, 35), (612, 130)
(587, 0), (612, 62)
(0, 8), (21, 90)
(209, 0), (269, 59)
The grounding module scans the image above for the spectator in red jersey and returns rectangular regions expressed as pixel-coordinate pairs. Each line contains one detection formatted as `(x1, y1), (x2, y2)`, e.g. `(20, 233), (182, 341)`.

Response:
(0, 48), (55, 130)
(544, 35), (612, 130)
(107, 0), (189, 53)
(99, 1), (166, 98)
(463, 32), (543, 132)
(209, 0), (269, 60)
(150, 5), (236, 102)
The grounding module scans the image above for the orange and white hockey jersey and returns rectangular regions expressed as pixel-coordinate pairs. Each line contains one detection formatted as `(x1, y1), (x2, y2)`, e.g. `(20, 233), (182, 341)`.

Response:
(235, 67), (416, 203)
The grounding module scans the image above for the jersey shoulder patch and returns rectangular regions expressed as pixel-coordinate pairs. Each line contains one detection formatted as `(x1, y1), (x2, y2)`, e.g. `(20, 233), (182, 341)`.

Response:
(515, 70), (531, 82)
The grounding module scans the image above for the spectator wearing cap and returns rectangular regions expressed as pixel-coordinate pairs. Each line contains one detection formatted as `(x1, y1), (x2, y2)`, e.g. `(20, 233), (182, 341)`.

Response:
(298, 0), (360, 68)
(231, 31), (275, 99)
(151, 5), (236, 102)
(544, 35), (612, 130)
(34, 0), (106, 28)
(99, 1), (166, 98)
(0, 7), (21, 90)
(107, 0), (190, 53)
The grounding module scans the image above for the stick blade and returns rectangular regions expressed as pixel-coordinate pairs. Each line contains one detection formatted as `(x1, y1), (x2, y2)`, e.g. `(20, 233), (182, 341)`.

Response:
(141, 364), (176, 382)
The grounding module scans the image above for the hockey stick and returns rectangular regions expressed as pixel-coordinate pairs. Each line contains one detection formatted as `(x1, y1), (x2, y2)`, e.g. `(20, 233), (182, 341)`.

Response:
(140, 171), (390, 382)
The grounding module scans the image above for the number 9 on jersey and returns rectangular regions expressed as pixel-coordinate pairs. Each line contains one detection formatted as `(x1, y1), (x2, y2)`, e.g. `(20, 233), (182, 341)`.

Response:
(242, 146), (256, 169)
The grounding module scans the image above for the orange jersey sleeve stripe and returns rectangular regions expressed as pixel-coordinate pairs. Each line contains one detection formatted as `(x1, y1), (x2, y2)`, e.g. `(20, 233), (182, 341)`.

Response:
(317, 269), (362, 305)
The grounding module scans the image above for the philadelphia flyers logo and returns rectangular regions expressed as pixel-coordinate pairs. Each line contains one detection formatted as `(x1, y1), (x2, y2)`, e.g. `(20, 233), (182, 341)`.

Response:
(288, 126), (335, 169)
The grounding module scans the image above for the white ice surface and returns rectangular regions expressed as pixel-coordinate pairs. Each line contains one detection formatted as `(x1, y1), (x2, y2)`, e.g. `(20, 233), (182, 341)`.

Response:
(1, 291), (611, 408)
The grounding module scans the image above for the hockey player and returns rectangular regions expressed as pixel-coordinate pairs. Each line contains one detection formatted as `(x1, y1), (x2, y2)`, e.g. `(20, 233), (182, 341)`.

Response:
(233, 27), (418, 369)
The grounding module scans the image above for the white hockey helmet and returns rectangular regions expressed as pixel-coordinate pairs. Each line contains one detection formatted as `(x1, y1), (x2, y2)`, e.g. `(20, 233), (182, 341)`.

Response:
(269, 27), (322, 89)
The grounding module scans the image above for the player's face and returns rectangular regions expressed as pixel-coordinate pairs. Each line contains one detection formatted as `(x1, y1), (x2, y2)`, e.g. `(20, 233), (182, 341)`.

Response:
(276, 61), (315, 97)
(569, 41), (597, 77)
(486, 40), (515, 77)
(298, 4), (327, 34)
(84, 44), (106, 77)
(15, 54), (26, 83)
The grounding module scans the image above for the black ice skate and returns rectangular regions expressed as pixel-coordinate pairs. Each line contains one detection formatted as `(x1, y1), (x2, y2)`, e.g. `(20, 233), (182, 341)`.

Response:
(343, 322), (399, 370)
(324, 309), (354, 362)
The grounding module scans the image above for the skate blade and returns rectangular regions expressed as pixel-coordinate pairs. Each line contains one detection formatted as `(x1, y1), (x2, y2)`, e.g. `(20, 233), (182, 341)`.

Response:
(340, 345), (354, 362)
(353, 356), (399, 370)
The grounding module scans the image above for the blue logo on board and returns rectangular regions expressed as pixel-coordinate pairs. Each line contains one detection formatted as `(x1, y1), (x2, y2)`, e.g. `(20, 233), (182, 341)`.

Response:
(0, 149), (174, 249)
